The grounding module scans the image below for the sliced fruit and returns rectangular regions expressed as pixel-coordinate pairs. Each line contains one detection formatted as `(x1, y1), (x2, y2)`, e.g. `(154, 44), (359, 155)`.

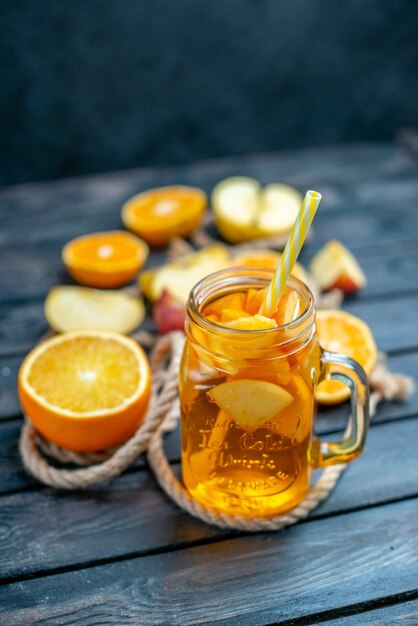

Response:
(18, 330), (152, 452)
(139, 245), (230, 303)
(310, 240), (366, 294)
(244, 287), (268, 315)
(220, 308), (249, 322)
(315, 310), (377, 405)
(45, 286), (145, 334)
(62, 231), (149, 288)
(273, 289), (304, 326)
(207, 379), (293, 433)
(122, 186), (207, 247)
(206, 314), (221, 324)
(267, 374), (312, 442)
(153, 289), (186, 334)
(230, 249), (309, 284)
(203, 292), (246, 317)
(225, 314), (277, 330)
(212, 177), (302, 243)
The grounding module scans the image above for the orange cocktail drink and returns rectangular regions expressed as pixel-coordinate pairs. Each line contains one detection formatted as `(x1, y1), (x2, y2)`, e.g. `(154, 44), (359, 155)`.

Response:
(179, 267), (369, 518)
(179, 267), (320, 517)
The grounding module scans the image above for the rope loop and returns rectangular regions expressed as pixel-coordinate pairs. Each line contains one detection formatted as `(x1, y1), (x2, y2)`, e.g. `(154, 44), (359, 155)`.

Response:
(19, 330), (413, 531)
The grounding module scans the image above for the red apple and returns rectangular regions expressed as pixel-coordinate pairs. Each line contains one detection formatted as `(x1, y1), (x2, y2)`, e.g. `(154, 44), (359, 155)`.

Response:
(310, 240), (366, 294)
(153, 289), (186, 334)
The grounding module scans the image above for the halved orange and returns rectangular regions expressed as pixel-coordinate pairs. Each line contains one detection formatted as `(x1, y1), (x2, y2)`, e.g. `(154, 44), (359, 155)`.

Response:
(63, 231), (149, 288)
(315, 310), (377, 405)
(122, 186), (207, 247)
(230, 250), (309, 284)
(18, 330), (152, 452)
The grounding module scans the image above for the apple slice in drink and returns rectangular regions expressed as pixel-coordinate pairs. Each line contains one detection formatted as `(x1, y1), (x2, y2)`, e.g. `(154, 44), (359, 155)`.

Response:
(273, 289), (303, 326)
(207, 379), (293, 433)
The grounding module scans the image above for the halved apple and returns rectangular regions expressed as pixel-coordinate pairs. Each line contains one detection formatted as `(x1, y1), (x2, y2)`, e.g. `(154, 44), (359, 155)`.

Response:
(212, 177), (302, 243)
(310, 240), (366, 294)
(139, 245), (230, 303)
(207, 379), (293, 433)
(44, 286), (145, 334)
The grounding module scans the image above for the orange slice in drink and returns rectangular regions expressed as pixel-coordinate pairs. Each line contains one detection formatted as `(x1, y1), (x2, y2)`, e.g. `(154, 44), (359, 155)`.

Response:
(63, 231), (149, 288)
(225, 314), (277, 331)
(207, 379), (293, 433)
(122, 186), (207, 247)
(315, 310), (377, 405)
(18, 330), (151, 452)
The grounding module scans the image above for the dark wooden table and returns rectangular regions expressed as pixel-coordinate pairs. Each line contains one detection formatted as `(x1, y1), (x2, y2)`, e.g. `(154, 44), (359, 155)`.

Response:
(1, 143), (418, 626)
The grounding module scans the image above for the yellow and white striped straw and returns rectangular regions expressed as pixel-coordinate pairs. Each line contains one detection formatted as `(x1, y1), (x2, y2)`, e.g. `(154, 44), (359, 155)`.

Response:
(260, 190), (322, 316)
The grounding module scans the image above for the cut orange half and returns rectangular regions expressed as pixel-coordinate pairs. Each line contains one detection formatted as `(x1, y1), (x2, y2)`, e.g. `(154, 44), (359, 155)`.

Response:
(122, 186), (207, 247)
(63, 231), (149, 288)
(315, 310), (377, 405)
(18, 330), (152, 452)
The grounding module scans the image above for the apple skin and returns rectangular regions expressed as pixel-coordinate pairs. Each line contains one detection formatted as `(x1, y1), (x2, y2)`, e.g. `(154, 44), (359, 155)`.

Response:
(153, 289), (186, 334)
(330, 273), (364, 294)
(309, 240), (366, 295)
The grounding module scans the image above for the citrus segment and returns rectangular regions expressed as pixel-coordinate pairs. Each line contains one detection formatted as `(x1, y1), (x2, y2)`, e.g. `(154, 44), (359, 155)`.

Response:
(225, 314), (277, 330)
(45, 286), (145, 334)
(244, 287), (268, 315)
(207, 379), (293, 433)
(18, 330), (151, 452)
(63, 231), (148, 288)
(219, 308), (249, 322)
(315, 310), (377, 405)
(122, 186), (207, 246)
(203, 292), (246, 317)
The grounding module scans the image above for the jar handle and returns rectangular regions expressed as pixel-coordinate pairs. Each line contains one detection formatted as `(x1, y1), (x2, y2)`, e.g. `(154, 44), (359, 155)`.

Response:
(310, 351), (370, 468)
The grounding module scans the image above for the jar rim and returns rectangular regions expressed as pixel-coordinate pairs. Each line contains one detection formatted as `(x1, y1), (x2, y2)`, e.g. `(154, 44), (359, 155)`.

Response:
(187, 267), (315, 341)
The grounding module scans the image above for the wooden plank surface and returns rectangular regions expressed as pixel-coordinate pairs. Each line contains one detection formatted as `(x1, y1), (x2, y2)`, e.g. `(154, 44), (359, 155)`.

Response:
(1, 417), (417, 582)
(1, 144), (415, 225)
(1, 497), (417, 626)
(0, 143), (417, 625)
(1, 287), (417, 362)
(324, 598), (418, 626)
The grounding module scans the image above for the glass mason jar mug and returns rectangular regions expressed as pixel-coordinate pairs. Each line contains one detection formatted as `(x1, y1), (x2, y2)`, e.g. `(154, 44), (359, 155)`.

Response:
(179, 268), (369, 518)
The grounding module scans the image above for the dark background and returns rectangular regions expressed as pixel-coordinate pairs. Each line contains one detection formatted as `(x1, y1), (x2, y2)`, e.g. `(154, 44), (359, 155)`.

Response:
(1, 0), (417, 186)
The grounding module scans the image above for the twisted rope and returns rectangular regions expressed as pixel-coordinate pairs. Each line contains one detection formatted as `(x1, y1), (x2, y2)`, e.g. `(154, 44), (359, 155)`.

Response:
(19, 332), (414, 530)
(146, 349), (413, 531)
